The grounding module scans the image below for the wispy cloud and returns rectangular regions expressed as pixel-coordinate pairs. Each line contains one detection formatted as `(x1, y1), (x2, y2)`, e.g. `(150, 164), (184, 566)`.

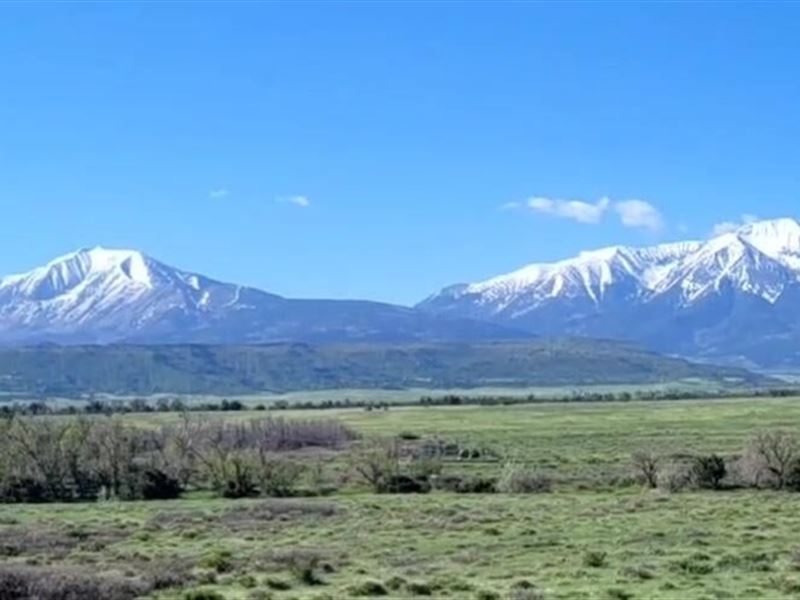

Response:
(505, 195), (664, 231)
(276, 195), (311, 208)
(614, 199), (664, 232)
(209, 188), (230, 199)
(527, 196), (611, 224)
(711, 213), (758, 237)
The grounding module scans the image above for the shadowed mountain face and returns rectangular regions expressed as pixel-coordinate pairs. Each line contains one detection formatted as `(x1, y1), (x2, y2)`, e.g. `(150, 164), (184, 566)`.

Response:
(0, 340), (768, 396)
(419, 218), (800, 368)
(0, 248), (525, 345)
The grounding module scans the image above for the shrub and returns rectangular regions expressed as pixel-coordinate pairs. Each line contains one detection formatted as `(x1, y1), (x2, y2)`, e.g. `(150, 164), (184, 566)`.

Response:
(509, 581), (546, 600)
(347, 579), (389, 596)
(200, 550), (234, 574)
(406, 581), (433, 595)
(351, 440), (436, 493)
(287, 553), (324, 585)
(147, 561), (195, 590)
(120, 467), (182, 501)
(0, 476), (49, 503)
(256, 456), (304, 498)
(182, 592), (226, 600)
(583, 550), (608, 568)
(0, 564), (150, 600)
(218, 457), (259, 499)
(433, 475), (497, 494)
(690, 454), (726, 489)
(382, 474), (431, 494)
(496, 463), (552, 494)
(264, 577), (292, 591)
(605, 588), (633, 600)
(672, 553), (714, 575)
(384, 575), (407, 590)
(620, 564), (655, 581)
(657, 462), (692, 493)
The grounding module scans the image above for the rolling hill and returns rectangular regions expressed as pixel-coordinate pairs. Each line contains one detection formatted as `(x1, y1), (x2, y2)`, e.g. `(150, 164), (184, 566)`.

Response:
(0, 340), (768, 396)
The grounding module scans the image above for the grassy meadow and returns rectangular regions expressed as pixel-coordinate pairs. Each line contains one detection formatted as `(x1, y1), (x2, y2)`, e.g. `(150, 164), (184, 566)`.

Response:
(4, 397), (800, 599)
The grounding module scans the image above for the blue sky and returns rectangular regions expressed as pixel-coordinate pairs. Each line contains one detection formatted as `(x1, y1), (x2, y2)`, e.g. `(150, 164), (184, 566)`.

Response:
(2, 3), (800, 305)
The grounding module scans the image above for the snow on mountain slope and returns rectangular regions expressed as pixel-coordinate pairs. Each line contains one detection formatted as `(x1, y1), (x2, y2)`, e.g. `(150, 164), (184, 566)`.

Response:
(0, 247), (523, 345)
(418, 218), (800, 366)
(0, 247), (270, 342)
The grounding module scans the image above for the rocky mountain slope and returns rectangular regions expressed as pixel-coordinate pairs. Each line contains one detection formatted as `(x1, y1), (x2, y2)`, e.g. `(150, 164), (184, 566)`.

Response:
(419, 218), (800, 367)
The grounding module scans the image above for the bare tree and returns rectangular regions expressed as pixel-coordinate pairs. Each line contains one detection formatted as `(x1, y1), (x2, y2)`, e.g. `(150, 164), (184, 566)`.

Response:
(631, 450), (660, 488)
(744, 430), (798, 489)
(350, 440), (402, 492)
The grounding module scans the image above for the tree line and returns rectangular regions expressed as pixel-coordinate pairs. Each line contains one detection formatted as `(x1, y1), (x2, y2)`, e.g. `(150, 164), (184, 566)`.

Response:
(0, 416), (356, 503)
(1, 386), (797, 417)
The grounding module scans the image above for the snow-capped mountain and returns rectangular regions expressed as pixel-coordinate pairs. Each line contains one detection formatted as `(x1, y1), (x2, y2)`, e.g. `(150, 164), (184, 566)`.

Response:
(0, 247), (522, 345)
(418, 218), (800, 367)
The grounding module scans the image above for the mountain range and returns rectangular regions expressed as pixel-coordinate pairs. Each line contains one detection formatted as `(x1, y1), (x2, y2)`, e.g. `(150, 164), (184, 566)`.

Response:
(420, 218), (800, 368)
(0, 248), (519, 345)
(3, 217), (800, 369)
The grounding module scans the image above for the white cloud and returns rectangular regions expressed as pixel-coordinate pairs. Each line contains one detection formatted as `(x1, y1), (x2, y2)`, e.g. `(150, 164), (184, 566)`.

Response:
(276, 195), (311, 208)
(209, 188), (229, 199)
(505, 195), (664, 231)
(526, 196), (611, 224)
(711, 213), (758, 237)
(614, 199), (664, 232)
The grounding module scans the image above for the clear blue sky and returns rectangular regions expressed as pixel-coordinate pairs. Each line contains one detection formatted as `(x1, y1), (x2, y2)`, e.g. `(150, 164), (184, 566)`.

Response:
(2, 3), (800, 305)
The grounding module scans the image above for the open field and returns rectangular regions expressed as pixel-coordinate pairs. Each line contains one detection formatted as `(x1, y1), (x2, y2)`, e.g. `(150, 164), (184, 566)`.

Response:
(125, 397), (800, 486)
(57, 379), (740, 410)
(4, 397), (800, 598)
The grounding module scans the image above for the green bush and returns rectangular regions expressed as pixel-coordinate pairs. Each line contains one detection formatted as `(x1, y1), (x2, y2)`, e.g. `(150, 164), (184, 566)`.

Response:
(199, 550), (234, 574)
(691, 454), (727, 489)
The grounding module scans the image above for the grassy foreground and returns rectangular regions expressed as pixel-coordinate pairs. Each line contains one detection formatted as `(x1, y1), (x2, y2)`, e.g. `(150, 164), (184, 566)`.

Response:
(5, 397), (800, 599)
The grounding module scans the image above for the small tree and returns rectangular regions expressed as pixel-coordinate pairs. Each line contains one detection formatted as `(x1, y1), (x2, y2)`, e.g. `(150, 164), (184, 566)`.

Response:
(631, 451), (659, 488)
(351, 440), (402, 493)
(744, 430), (798, 489)
(690, 454), (726, 489)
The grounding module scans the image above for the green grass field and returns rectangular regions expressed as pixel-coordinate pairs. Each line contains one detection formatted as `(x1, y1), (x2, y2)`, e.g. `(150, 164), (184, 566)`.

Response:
(4, 397), (800, 599)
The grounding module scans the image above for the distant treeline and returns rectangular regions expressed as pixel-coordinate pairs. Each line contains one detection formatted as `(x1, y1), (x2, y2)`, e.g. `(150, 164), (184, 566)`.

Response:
(0, 387), (797, 417)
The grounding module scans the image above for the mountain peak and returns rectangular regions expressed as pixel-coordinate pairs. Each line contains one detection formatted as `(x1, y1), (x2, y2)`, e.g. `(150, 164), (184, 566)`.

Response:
(736, 217), (800, 235)
(53, 246), (148, 268)
(735, 218), (800, 259)
(0, 248), (519, 346)
(419, 216), (800, 366)
(43, 246), (154, 289)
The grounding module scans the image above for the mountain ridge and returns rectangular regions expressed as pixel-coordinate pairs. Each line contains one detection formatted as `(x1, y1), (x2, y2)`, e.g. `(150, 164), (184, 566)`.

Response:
(0, 247), (524, 345)
(419, 218), (800, 367)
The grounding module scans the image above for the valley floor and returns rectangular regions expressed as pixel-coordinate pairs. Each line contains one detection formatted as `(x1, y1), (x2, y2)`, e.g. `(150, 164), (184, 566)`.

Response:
(4, 397), (800, 599)
(5, 490), (800, 599)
